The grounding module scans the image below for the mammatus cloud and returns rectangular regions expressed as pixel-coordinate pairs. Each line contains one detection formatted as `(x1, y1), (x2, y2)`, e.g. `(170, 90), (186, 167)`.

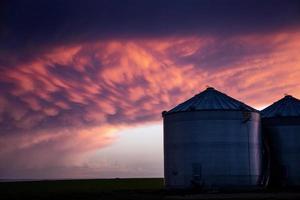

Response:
(1, 29), (300, 178)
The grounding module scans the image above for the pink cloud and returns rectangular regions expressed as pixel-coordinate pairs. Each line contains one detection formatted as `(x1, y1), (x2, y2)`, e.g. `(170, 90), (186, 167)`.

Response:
(0, 125), (120, 178)
(1, 30), (300, 178)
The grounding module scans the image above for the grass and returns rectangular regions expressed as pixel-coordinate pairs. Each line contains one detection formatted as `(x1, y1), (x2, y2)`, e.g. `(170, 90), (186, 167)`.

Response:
(1, 178), (300, 200)
(0, 178), (164, 200)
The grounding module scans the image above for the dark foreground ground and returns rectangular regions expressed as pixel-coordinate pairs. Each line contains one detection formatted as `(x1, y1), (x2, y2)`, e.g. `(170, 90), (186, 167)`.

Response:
(1, 178), (300, 200)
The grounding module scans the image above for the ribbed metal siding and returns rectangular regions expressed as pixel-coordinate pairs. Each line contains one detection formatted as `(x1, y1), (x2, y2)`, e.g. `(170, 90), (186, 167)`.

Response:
(164, 110), (263, 189)
(262, 95), (300, 187)
(262, 118), (300, 187)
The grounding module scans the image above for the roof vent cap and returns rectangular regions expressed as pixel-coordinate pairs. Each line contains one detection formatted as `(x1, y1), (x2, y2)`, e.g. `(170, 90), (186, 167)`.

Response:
(284, 94), (293, 98)
(206, 86), (215, 90)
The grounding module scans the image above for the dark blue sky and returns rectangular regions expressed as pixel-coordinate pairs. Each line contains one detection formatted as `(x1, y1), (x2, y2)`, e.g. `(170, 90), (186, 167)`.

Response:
(1, 0), (300, 63)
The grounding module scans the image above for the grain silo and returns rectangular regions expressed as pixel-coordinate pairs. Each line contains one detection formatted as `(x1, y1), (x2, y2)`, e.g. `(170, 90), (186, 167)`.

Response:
(261, 95), (300, 187)
(162, 87), (263, 189)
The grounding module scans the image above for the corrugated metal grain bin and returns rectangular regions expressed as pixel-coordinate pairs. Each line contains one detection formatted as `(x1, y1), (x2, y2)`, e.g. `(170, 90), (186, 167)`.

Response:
(261, 95), (300, 187)
(162, 87), (263, 189)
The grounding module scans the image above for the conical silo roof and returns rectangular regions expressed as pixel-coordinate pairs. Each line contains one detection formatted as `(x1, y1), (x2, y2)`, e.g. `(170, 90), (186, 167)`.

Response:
(261, 95), (300, 118)
(165, 87), (257, 114)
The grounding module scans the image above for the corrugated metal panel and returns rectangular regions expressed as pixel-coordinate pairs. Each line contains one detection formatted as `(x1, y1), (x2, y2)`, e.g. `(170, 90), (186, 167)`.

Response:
(261, 95), (300, 118)
(166, 87), (257, 114)
(262, 94), (300, 187)
(164, 111), (263, 189)
(163, 87), (263, 189)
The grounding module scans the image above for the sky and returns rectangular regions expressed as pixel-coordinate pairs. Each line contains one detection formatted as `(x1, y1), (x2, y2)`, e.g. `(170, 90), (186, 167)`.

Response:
(0, 0), (300, 179)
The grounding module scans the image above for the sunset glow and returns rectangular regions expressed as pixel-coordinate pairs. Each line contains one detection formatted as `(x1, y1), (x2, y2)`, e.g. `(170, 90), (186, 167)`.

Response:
(1, 0), (300, 179)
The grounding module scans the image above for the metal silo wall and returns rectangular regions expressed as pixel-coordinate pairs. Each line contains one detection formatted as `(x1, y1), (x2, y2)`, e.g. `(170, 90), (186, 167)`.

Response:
(164, 110), (263, 189)
(263, 118), (300, 187)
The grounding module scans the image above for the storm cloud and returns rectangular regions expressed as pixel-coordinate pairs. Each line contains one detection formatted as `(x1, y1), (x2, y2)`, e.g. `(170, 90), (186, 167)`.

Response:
(1, 0), (300, 63)
(1, 0), (300, 178)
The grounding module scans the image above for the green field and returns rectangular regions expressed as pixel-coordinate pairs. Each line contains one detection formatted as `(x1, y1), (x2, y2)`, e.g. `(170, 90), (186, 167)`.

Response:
(1, 178), (300, 200)
(0, 178), (164, 200)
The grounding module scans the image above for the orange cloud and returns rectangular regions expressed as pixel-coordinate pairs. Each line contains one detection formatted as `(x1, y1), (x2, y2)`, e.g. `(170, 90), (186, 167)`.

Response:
(0, 125), (120, 174)
(1, 30), (300, 178)
(1, 31), (300, 128)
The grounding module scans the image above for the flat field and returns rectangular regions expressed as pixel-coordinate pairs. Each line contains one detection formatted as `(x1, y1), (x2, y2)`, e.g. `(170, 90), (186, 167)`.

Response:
(0, 178), (164, 200)
(1, 178), (300, 200)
